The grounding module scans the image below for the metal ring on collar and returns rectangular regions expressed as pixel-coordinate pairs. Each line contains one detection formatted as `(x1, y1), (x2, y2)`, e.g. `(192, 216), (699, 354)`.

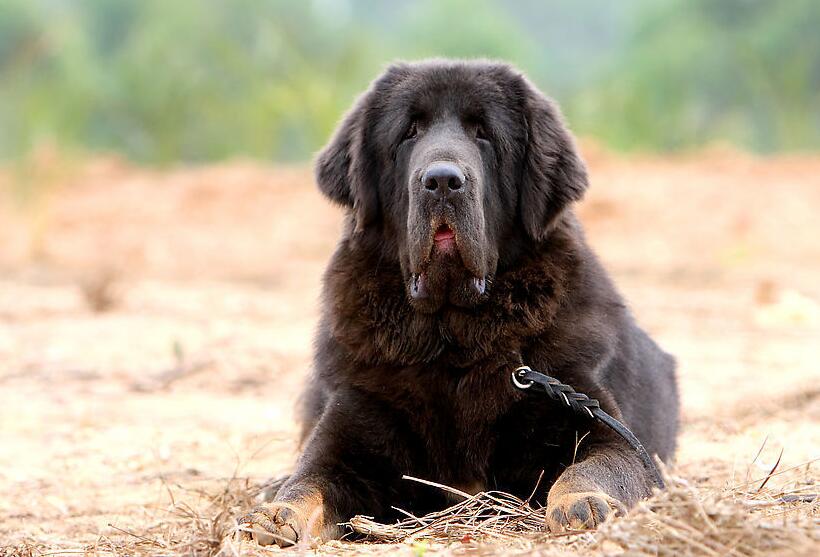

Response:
(512, 365), (534, 389)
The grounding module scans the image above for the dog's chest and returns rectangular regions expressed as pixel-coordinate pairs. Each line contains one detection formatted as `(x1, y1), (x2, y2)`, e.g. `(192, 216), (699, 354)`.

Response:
(395, 355), (519, 483)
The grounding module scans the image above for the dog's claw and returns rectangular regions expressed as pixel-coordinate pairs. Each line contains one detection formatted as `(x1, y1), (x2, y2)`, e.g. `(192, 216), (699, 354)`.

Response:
(472, 276), (486, 295)
(410, 273), (428, 299)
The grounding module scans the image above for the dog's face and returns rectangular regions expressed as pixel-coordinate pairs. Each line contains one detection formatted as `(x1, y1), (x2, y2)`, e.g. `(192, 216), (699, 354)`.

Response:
(316, 60), (588, 313)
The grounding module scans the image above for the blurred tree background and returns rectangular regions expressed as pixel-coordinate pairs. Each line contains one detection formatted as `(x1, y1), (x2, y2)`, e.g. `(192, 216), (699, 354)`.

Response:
(1, 0), (818, 164)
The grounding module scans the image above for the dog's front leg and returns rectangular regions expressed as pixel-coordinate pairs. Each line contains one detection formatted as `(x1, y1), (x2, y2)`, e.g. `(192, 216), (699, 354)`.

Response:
(239, 390), (403, 547)
(545, 437), (654, 532)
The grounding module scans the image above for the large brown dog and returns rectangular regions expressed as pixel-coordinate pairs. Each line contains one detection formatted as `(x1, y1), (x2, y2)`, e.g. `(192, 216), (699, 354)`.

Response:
(240, 60), (679, 546)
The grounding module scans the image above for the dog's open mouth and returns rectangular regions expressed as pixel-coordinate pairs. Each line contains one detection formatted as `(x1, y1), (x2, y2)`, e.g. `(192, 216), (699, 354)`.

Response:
(408, 218), (489, 306)
(433, 224), (456, 252)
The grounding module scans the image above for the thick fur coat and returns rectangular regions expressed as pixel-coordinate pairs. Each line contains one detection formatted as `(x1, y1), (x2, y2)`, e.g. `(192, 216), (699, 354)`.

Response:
(240, 60), (679, 547)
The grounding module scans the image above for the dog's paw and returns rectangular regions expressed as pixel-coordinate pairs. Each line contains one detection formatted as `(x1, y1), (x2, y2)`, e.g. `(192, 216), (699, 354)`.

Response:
(238, 503), (299, 547)
(545, 491), (624, 532)
(238, 497), (327, 547)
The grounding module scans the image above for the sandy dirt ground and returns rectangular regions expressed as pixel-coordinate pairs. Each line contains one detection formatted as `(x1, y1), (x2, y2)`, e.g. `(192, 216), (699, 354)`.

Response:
(0, 147), (818, 555)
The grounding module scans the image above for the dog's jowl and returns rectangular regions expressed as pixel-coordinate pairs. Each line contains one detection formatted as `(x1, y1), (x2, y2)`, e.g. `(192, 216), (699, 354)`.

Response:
(240, 60), (679, 546)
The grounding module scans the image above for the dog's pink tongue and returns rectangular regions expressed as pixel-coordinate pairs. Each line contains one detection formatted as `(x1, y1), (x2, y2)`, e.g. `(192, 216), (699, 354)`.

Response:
(434, 225), (455, 245)
(433, 226), (455, 253)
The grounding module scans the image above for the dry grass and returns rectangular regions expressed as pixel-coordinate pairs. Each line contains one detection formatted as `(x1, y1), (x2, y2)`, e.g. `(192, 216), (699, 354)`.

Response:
(0, 477), (265, 557)
(4, 465), (814, 557)
(597, 468), (818, 556)
(348, 476), (552, 546)
(344, 467), (818, 557)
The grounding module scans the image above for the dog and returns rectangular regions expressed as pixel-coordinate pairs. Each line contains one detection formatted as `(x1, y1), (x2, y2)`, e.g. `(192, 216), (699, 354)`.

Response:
(240, 59), (679, 546)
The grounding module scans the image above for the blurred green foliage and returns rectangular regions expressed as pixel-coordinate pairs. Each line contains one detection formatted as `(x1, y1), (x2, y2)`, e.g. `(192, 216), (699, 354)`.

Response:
(1, 0), (818, 163)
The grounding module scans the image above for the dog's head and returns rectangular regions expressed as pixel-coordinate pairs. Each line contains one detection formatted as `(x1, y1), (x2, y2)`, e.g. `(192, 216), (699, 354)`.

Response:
(316, 60), (588, 313)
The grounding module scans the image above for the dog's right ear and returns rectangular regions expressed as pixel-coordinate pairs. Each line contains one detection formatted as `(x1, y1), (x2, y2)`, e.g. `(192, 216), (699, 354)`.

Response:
(314, 92), (379, 232)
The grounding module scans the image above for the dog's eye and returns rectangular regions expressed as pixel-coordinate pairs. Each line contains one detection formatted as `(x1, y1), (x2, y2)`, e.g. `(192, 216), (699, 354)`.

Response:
(404, 121), (418, 141)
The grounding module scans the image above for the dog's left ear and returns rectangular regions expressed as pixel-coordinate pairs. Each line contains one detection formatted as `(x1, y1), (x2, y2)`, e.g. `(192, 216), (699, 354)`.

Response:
(519, 78), (589, 240)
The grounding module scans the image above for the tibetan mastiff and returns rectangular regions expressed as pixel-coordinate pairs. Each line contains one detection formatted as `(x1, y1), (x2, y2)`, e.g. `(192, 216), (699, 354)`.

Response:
(240, 60), (679, 546)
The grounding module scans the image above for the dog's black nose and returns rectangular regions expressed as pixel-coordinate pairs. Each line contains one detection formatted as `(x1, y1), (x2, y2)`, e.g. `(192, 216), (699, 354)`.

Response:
(422, 162), (465, 193)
